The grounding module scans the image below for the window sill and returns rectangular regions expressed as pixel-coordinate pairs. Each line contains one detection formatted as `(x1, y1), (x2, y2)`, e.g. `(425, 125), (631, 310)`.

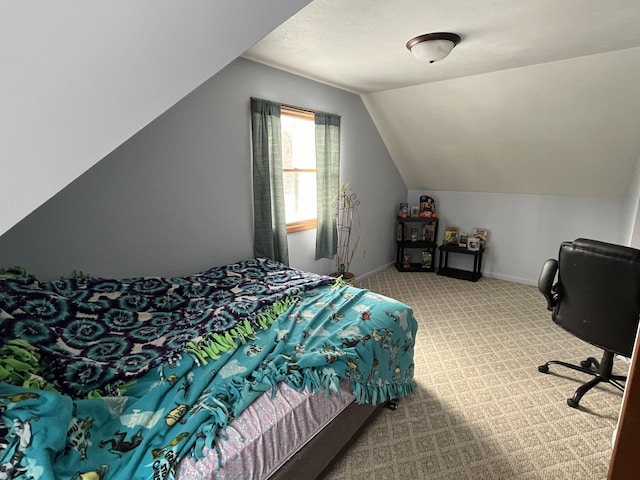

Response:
(287, 219), (317, 234)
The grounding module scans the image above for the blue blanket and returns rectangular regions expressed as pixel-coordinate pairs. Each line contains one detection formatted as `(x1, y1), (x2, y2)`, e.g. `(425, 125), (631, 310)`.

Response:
(0, 258), (334, 398)
(0, 260), (417, 479)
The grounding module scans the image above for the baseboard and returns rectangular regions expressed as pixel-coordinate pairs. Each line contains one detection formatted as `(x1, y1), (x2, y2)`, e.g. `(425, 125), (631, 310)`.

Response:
(354, 262), (538, 287)
(482, 271), (537, 286)
(355, 261), (395, 283)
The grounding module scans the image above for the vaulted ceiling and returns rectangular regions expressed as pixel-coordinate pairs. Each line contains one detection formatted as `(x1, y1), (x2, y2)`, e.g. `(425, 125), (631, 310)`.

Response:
(244, 0), (640, 197)
(3, 1), (640, 239)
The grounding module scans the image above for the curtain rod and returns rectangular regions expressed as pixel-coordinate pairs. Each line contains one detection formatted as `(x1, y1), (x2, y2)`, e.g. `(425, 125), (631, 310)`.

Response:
(250, 96), (326, 116)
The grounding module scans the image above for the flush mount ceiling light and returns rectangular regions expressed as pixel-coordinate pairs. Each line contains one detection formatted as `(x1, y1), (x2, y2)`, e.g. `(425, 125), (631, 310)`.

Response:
(406, 32), (461, 63)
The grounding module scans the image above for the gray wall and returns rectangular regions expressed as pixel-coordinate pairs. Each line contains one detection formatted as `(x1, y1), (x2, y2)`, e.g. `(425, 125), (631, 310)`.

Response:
(0, 58), (407, 281)
(408, 189), (624, 284)
(1, 1), (313, 237)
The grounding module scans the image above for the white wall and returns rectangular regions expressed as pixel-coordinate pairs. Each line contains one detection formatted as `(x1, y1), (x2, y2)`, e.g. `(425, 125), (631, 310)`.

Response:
(0, 59), (406, 281)
(624, 156), (640, 248)
(409, 189), (624, 284)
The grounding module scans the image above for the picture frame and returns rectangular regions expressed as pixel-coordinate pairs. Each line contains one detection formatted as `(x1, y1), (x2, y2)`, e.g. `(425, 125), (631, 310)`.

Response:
(410, 205), (420, 217)
(422, 224), (435, 242)
(458, 231), (468, 247)
(467, 237), (481, 251)
(473, 228), (488, 246)
(443, 226), (459, 245)
(421, 251), (433, 268)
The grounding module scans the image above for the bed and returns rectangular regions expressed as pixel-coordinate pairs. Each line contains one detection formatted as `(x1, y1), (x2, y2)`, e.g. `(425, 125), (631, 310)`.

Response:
(0, 258), (417, 480)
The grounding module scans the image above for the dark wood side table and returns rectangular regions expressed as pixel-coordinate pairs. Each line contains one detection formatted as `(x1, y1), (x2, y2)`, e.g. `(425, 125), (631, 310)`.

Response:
(437, 244), (485, 282)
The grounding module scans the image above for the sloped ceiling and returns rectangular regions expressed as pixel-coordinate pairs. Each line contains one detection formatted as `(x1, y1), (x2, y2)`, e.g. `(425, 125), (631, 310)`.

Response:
(0, 0), (312, 237)
(364, 49), (640, 196)
(244, 0), (640, 197)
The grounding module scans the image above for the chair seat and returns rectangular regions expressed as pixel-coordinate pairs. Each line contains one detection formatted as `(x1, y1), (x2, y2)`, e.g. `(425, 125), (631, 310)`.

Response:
(537, 238), (640, 408)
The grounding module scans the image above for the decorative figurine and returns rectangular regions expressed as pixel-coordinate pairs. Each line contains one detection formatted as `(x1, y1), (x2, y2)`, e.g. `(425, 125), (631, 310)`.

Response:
(399, 203), (409, 218)
(419, 195), (436, 218)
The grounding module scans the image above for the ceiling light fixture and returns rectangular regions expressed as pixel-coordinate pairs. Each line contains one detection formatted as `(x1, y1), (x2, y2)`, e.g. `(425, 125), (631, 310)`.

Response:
(406, 32), (461, 63)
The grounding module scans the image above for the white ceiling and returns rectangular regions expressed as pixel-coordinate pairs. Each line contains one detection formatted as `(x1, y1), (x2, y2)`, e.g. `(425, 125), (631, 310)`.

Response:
(244, 0), (640, 93)
(244, 0), (640, 197)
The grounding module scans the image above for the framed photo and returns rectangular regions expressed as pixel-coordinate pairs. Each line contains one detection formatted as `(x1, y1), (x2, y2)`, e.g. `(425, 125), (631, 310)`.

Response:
(444, 226), (459, 244)
(467, 237), (481, 251)
(422, 224), (435, 242)
(410, 205), (420, 217)
(458, 231), (468, 247)
(421, 251), (433, 268)
(473, 228), (488, 246)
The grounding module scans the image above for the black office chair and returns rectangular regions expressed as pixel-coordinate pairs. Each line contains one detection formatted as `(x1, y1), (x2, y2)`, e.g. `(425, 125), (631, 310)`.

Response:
(537, 238), (640, 408)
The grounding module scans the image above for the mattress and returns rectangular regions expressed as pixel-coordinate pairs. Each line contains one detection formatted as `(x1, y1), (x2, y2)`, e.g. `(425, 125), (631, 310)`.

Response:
(175, 380), (355, 480)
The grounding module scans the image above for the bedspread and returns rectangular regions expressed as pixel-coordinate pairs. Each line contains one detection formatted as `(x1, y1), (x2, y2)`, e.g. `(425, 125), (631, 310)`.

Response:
(0, 260), (417, 480)
(0, 258), (332, 397)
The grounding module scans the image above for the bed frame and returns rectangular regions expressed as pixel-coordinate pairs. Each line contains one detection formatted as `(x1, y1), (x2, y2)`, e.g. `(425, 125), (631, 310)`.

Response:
(270, 402), (382, 480)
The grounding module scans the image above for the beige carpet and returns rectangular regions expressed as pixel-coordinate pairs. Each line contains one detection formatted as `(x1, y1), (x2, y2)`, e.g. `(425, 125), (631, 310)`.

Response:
(322, 268), (627, 480)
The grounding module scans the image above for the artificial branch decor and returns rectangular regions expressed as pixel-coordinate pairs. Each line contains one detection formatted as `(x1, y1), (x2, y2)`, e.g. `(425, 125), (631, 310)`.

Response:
(333, 184), (361, 282)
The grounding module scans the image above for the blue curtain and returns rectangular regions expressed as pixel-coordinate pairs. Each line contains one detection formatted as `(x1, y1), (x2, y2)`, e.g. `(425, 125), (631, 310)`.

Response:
(251, 98), (289, 265)
(314, 112), (341, 260)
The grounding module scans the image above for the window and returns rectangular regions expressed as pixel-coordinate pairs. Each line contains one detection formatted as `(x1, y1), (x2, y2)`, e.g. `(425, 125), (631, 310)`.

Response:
(281, 107), (317, 233)
(251, 96), (340, 264)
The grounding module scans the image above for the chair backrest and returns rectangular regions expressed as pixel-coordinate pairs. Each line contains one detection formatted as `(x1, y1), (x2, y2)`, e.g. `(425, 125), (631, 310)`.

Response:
(554, 238), (640, 357)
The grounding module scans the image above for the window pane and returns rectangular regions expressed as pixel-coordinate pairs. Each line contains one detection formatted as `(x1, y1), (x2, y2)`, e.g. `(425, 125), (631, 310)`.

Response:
(281, 108), (316, 229)
(281, 114), (315, 169)
(283, 171), (317, 222)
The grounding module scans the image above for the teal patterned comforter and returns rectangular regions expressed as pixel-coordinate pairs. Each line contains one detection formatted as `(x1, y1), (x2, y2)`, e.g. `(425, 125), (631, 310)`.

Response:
(0, 259), (417, 480)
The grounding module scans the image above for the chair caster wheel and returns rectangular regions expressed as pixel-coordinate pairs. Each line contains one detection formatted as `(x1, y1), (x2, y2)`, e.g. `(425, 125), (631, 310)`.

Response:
(580, 359), (592, 369)
(385, 400), (398, 411)
(567, 398), (579, 409)
(538, 364), (549, 374)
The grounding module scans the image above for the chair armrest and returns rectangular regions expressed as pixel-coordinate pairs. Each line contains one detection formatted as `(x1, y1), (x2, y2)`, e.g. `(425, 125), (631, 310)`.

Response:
(538, 258), (558, 311)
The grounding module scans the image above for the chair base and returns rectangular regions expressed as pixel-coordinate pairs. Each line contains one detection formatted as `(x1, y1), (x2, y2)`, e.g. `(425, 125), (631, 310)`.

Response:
(538, 351), (626, 408)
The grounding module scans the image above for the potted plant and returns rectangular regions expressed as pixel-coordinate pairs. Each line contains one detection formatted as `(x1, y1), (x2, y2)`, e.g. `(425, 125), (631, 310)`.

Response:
(333, 184), (360, 284)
